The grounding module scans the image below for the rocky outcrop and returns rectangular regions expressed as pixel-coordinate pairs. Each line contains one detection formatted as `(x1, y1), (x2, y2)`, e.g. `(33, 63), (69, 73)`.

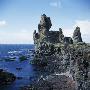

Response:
(21, 75), (75, 90)
(31, 43), (90, 90)
(59, 28), (64, 43)
(73, 26), (83, 43)
(38, 14), (52, 34)
(63, 37), (73, 44)
(31, 15), (90, 90)
(33, 14), (75, 47)
(0, 69), (16, 86)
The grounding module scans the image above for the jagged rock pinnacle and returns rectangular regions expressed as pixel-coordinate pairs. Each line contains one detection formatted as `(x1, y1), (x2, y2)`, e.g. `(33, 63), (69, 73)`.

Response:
(73, 26), (83, 43)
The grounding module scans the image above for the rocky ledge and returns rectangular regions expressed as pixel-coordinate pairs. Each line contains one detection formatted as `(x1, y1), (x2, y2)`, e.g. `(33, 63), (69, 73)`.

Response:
(0, 69), (16, 86)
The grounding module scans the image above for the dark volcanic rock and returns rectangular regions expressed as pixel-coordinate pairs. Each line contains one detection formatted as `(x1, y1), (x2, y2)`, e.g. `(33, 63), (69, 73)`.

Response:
(19, 55), (27, 61)
(73, 26), (83, 43)
(0, 69), (16, 86)
(59, 28), (64, 43)
(32, 14), (90, 90)
(38, 14), (52, 32)
(21, 75), (76, 90)
(63, 37), (73, 44)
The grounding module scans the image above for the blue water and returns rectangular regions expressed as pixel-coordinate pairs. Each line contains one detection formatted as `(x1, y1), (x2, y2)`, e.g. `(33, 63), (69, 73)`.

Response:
(0, 44), (38, 90)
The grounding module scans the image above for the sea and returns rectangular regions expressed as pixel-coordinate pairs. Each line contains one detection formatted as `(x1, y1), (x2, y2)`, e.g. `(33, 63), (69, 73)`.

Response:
(0, 44), (39, 90)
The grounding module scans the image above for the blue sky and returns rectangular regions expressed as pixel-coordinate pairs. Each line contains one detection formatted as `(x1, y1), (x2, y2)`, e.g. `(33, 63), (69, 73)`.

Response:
(0, 0), (90, 44)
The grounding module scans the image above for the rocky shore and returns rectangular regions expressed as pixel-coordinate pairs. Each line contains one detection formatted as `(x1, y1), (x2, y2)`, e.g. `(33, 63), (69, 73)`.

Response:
(0, 69), (16, 86)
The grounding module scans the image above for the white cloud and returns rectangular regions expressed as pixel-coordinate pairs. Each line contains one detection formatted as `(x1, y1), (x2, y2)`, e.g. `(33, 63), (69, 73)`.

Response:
(0, 20), (7, 27)
(49, 0), (61, 8)
(0, 29), (34, 44)
(63, 20), (90, 43)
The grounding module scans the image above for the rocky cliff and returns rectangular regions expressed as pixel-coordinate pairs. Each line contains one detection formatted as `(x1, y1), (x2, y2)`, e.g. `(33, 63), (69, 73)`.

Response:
(31, 14), (90, 90)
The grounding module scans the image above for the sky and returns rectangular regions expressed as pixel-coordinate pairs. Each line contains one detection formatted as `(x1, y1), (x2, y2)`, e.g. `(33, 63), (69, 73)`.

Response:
(0, 0), (90, 44)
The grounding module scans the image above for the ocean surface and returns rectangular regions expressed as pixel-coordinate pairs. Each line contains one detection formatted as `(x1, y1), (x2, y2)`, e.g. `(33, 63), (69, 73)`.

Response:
(0, 44), (38, 90)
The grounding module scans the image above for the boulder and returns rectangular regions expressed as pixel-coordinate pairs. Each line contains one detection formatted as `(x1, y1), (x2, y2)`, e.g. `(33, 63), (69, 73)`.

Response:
(0, 70), (16, 86)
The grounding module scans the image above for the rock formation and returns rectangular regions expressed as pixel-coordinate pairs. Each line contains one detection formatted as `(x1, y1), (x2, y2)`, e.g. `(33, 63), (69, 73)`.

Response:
(38, 14), (52, 34)
(73, 26), (83, 43)
(33, 14), (74, 45)
(31, 14), (90, 90)
(63, 37), (73, 44)
(59, 28), (64, 43)
(0, 69), (16, 86)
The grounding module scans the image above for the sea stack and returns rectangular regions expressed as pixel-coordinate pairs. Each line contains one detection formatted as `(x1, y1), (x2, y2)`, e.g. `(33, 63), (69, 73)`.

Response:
(73, 26), (83, 43)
